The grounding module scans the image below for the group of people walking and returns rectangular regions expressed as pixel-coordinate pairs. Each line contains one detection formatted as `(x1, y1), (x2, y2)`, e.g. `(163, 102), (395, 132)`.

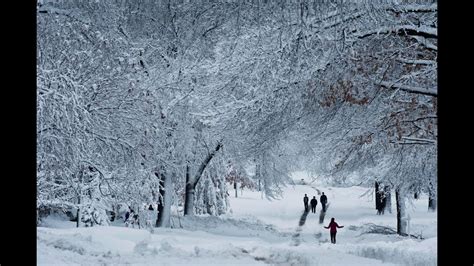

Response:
(124, 204), (155, 228)
(303, 192), (344, 244)
(303, 192), (328, 213)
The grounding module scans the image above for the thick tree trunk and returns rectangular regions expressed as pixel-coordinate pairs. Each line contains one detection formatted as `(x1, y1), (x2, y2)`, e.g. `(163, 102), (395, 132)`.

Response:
(157, 173), (172, 227)
(184, 180), (194, 215)
(184, 164), (194, 215)
(184, 142), (222, 216)
(395, 188), (408, 236)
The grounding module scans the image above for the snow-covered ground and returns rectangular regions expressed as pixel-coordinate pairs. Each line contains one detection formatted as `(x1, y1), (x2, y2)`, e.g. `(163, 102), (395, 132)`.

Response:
(37, 174), (437, 265)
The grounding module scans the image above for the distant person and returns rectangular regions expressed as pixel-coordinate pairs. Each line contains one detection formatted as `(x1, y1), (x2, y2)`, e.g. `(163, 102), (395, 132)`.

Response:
(310, 196), (318, 213)
(132, 213), (140, 228)
(148, 204), (154, 211)
(126, 209), (136, 227)
(303, 194), (309, 211)
(125, 209), (130, 222)
(320, 192), (328, 212)
(324, 217), (344, 244)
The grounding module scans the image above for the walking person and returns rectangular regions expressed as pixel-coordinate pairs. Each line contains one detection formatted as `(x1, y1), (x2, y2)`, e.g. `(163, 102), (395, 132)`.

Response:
(132, 212), (140, 228)
(124, 207), (132, 226)
(303, 194), (309, 211)
(310, 196), (318, 213)
(324, 217), (344, 244)
(320, 192), (328, 212)
(125, 209), (134, 227)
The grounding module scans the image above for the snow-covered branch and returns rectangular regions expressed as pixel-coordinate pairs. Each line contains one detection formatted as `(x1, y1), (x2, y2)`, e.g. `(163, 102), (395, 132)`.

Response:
(396, 58), (436, 66)
(356, 25), (437, 39)
(380, 81), (437, 97)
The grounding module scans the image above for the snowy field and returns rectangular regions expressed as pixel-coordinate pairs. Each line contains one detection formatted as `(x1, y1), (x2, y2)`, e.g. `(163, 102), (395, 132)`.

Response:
(37, 174), (437, 265)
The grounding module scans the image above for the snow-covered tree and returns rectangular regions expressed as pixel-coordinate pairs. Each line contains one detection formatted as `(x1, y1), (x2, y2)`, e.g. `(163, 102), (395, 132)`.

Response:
(37, 1), (437, 236)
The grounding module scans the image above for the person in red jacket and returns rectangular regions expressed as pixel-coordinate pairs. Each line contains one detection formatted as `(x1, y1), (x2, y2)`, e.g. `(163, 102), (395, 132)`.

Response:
(324, 217), (344, 244)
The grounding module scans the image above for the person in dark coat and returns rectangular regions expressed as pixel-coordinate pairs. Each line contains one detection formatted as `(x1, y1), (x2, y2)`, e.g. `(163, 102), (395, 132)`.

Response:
(320, 192), (328, 212)
(148, 204), (154, 210)
(324, 217), (344, 244)
(132, 213), (140, 228)
(303, 194), (309, 211)
(125, 210), (134, 227)
(310, 196), (318, 213)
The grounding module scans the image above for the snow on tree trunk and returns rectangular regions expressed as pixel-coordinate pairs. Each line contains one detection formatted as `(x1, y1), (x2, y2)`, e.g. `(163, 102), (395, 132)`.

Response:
(156, 172), (165, 227)
(157, 174), (172, 227)
(256, 163), (261, 192)
(234, 181), (238, 198)
(395, 188), (408, 236)
(156, 170), (172, 228)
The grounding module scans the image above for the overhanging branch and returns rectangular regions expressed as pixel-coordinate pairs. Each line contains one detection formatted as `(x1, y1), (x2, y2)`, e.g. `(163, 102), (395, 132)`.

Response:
(357, 25), (437, 39)
(380, 81), (437, 97)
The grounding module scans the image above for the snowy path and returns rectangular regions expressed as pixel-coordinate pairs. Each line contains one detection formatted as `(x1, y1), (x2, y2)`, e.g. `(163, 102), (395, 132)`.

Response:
(37, 179), (437, 265)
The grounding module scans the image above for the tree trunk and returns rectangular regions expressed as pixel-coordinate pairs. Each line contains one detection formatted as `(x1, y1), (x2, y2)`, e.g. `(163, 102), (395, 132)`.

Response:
(184, 142), (222, 216)
(184, 165), (194, 215)
(428, 188), (436, 212)
(384, 185), (392, 213)
(157, 173), (172, 227)
(375, 181), (381, 211)
(76, 195), (81, 228)
(76, 171), (83, 228)
(395, 188), (408, 236)
(156, 170), (165, 227)
(234, 181), (238, 198)
(256, 164), (261, 192)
